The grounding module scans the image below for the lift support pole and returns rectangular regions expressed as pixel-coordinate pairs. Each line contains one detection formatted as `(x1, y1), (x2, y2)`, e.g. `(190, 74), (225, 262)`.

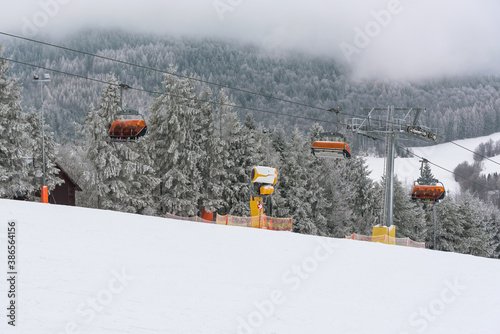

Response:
(384, 133), (396, 227)
(347, 106), (436, 227)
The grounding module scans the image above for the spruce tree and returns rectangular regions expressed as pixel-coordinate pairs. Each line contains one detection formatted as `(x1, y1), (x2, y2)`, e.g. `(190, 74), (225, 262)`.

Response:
(277, 127), (317, 234)
(271, 124), (287, 160)
(308, 123), (324, 143)
(420, 160), (436, 183)
(0, 47), (34, 198)
(433, 197), (463, 252)
(195, 88), (230, 215)
(345, 157), (380, 235)
(85, 78), (122, 210)
(456, 195), (491, 257)
(320, 159), (355, 237)
(83, 105), (115, 209)
(84, 77), (158, 213)
(108, 139), (158, 214)
(147, 71), (202, 216)
(306, 124), (330, 235)
(219, 111), (260, 216)
(486, 208), (500, 258)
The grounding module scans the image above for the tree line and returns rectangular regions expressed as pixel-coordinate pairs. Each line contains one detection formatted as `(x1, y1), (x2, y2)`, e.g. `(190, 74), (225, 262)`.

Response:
(2, 28), (500, 153)
(0, 42), (499, 259)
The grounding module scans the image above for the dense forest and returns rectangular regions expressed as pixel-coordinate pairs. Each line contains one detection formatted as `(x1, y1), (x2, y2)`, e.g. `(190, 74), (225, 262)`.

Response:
(1, 29), (500, 151)
(0, 29), (499, 259)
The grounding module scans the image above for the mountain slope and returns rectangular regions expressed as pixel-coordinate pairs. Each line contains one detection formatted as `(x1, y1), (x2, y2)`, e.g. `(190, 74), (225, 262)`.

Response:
(364, 131), (500, 193)
(1, 199), (499, 333)
(2, 29), (500, 145)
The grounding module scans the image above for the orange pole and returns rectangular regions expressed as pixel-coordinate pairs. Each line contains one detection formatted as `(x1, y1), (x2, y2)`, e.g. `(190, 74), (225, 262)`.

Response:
(41, 186), (49, 203)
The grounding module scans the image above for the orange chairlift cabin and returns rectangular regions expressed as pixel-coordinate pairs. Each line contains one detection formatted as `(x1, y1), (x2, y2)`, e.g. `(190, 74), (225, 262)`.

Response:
(108, 83), (147, 142)
(411, 159), (445, 203)
(311, 107), (351, 159)
(311, 132), (351, 159)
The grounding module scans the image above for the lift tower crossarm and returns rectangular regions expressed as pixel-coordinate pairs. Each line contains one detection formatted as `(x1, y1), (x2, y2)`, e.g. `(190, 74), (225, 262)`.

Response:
(355, 108), (376, 133)
(409, 108), (425, 126)
(347, 106), (436, 227)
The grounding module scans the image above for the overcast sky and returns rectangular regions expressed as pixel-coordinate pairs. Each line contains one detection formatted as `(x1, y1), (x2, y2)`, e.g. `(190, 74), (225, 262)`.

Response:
(1, 0), (500, 80)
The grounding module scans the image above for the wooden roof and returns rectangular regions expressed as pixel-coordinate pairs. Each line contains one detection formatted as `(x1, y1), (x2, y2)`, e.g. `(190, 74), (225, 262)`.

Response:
(55, 163), (82, 191)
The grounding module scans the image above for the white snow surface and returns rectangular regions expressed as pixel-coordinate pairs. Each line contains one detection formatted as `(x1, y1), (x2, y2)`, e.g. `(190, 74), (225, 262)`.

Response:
(363, 132), (500, 194)
(481, 154), (500, 177)
(1, 199), (499, 334)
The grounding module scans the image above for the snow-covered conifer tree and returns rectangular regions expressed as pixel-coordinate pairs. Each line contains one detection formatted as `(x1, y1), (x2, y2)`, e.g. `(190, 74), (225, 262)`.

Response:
(83, 78), (122, 210)
(83, 104), (115, 209)
(84, 77), (158, 213)
(147, 71), (203, 216)
(271, 124), (287, 160)
(276, 127), (318, 234)
(344, 157), (380, 235)
(320, 159), (355, 237)
(305, 124), (330, 235)
(219, 111), (259, 216)
(433, 197), (463, 252)
(195, 88), (230, 215)
(456, 194), (491, 257)
(0, 47), (34, 198)
(308, 123), (324, 143)
(487, 210), (500, 258)
(419, 160), (437, 183)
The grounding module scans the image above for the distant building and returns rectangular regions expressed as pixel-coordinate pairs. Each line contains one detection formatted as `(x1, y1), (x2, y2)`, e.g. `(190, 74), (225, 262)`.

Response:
(50, 163), (82, 206)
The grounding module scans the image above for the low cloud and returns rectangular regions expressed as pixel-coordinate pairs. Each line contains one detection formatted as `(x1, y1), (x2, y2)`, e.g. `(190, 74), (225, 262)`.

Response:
(2, 0), (499, 80)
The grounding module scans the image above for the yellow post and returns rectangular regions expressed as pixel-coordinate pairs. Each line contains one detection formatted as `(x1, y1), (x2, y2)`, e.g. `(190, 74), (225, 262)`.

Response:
(372, 225), (396, 244)
(250, 196), (264, 228)
(372, 225), (388, 243)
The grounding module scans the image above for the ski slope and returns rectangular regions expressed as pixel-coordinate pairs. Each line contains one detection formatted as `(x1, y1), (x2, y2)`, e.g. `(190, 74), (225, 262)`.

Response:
(364, 131), (500, 194)
(1, 199), (499, 334)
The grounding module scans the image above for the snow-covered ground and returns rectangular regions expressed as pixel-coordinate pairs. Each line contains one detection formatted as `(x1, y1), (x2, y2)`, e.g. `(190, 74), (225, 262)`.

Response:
(1, 199), (499, 333)
(481, 154), (500, 177)
(363, 132), (500, 194)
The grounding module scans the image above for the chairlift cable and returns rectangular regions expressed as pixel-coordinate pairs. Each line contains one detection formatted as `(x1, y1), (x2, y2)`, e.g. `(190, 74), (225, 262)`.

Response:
(0, 31), (335, 113)
(394, 142), (499, 193)
(0, 56), (341, 126)
(446, 140), (500, 167)
(3, 57), (497, 195)
(13, 56), (497, 168)
(1, 31), (499, 165)
(0, 31), (456, 133)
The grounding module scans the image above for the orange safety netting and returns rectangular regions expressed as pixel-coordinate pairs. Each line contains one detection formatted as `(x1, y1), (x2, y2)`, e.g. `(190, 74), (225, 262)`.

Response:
(166, 213), (215, 224)
(345, 233), (425, 248)
(216, 214), (293, 231)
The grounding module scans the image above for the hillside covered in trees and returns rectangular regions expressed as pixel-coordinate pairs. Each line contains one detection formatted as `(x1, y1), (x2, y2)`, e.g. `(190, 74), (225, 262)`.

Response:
(1, 29), (500, 150)
(0, 29), (499, 259)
